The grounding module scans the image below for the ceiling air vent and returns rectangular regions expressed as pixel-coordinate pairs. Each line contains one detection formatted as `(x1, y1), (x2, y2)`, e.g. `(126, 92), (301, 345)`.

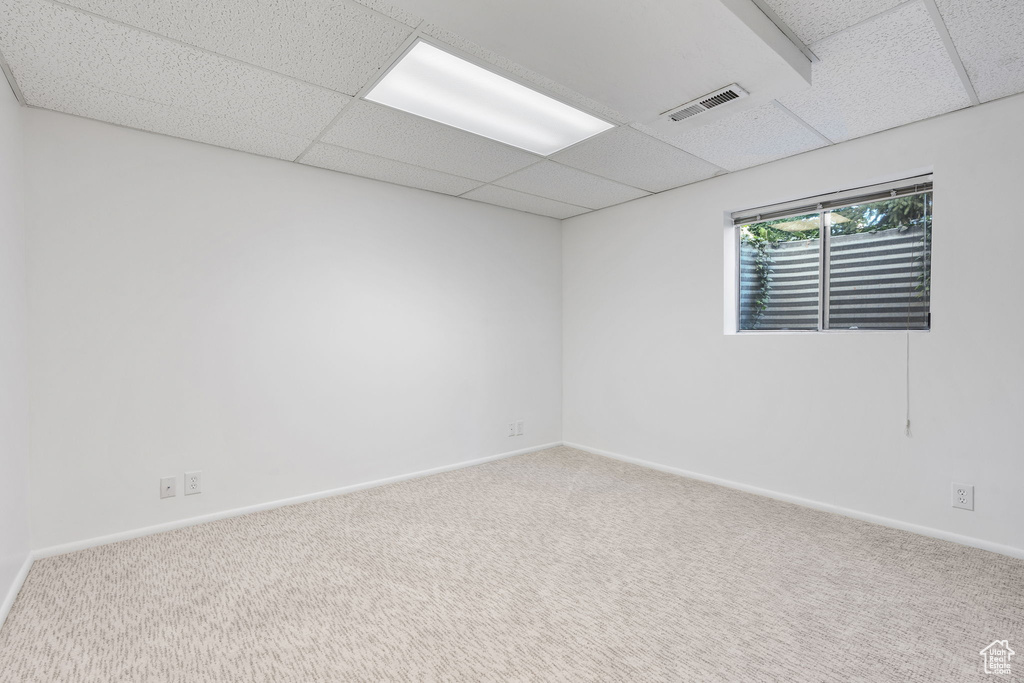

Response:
(666, 84), (748, 122)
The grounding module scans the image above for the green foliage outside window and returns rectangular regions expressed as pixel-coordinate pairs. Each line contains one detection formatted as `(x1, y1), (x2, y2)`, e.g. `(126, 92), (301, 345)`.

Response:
(740, 193), (932, 330)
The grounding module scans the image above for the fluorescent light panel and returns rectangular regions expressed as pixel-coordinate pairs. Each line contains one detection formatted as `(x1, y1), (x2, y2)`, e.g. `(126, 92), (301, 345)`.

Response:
(365, 41), (614, 156)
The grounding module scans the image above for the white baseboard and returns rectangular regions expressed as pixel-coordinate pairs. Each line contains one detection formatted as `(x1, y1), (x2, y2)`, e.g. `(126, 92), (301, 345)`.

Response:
(563, 441), (1024, 560)
(31, 438), (1018, 571)
(0, 553), (33, 630)
(33, 442), (562, 560)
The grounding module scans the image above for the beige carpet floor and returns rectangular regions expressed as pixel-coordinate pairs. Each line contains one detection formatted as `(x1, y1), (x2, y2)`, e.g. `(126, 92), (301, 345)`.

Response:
(0, 446), (1022, 682)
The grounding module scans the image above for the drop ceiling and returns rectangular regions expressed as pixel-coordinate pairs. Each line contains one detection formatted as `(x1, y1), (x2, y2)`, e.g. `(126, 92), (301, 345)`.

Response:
(0, 0), (1021, 219)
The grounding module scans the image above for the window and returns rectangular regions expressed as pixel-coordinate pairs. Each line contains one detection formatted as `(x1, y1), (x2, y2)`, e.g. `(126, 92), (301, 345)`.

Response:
(734, 177), (932, 332)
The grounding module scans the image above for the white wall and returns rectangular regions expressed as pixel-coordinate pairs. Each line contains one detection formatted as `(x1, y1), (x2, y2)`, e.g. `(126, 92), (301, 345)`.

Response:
(0, 85), (31, 612)
(563, 93), (1024, 555)
(25, 110), (562, 550)
(23, 94), (1024, 557)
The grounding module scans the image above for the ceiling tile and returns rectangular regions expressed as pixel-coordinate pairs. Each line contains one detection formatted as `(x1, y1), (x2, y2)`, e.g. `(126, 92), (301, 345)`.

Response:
(494, 161), (649, 210)
(301, 143), (483, 196)
(0, 0), (348, 141)
(760, 0), (902, 44)
(934, 0), (1024, 102)
(22, 78), (312, 160)
(779, 1), (972, 142)
(645, 102), (827, 172)
(461, 186), (589, 220)
(349, 0), (421, 28)
(58, 0), (416, 95)
(553, 127), (721, 193)
(321, 100), (540, 182)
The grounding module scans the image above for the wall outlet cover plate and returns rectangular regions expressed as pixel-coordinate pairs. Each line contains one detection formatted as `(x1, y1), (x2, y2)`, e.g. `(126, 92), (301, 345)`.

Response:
(952, 482), (974, 511)
(184, 470), (202, 495)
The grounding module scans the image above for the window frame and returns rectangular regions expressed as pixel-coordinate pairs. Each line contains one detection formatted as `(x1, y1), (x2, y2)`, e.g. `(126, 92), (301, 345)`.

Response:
(732, 176), (933, 334)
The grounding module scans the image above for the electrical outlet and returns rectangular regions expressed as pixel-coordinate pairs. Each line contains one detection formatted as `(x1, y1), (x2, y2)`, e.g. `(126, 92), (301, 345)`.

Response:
(160, 476), (176, 499)
(515, 420), (524, 436)
(952, 483), (974, 511)
(508, 422), (516, 437)
(184, 471), (202, 495)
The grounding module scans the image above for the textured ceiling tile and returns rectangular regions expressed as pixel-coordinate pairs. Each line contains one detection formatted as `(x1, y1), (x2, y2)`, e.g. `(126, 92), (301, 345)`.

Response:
(58, 0), (415, 95)
(760, 0), (902, 43)
(349, 0), (421, 27)
(461, 186), (589, 220)
(0, 0), (348, 140)
(934, 0), (1024, 102)
(301, 143), (483, 196)
(646, 102), (827, 172)
(553, 127), (721, 193)
(494, 161), (648, 210)
(779, 2), (972, 142)
(420, 23), (627, 125)
(321, 101), (540, 182)
(29, 78), (312, 159)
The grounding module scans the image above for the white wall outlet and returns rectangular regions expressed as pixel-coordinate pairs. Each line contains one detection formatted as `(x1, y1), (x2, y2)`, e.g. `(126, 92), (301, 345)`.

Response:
(184, 471), (202, 495)
(508, 422), (516, 437)
(515, 420), (524, 436)
(160, 476), (176, 499)
(952, 483), (974, 510)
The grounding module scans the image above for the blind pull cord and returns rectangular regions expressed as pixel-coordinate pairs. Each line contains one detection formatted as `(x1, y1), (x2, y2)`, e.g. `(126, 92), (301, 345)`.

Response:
(905, 331), (912, 438)
(905, 195), (928, 438)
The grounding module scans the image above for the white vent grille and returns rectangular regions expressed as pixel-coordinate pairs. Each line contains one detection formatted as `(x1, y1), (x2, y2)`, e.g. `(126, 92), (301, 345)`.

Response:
(666, 84), (748, 122)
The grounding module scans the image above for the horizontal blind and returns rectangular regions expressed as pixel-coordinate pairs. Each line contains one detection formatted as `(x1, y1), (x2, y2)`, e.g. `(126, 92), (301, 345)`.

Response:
(740, 225), (930, 331)
(739, 238), (819, 330)
(731, 175), (933, 226)
(828, 225), (930, 330)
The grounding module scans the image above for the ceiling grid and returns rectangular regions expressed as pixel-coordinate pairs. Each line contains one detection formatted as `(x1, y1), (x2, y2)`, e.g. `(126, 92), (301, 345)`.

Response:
(778, 1), (972, 142)
(759, 0), (907, 43)
(53, 0), (418, 94)
(39, 0), (370, 95)
(772, 100), (835, 145)
(0, 0), (1020, 219)
(919, 0), (979, 105)
(292, 19), (427, 164)
(931, 0), (1024, 103)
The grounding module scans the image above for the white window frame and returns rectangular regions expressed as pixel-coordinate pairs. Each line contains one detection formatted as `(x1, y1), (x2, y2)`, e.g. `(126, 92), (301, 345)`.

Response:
(730, 175), (933, 334)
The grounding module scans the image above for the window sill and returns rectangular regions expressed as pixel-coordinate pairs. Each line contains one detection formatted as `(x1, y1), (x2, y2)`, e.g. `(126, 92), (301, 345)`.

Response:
(729, 328), (931, 336)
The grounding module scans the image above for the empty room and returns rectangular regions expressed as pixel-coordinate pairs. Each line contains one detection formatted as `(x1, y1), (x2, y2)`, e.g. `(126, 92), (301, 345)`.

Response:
(0, 0), (1022, 680)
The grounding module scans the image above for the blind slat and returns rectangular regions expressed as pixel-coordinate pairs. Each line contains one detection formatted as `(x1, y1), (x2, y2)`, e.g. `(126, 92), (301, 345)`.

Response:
(739, 223), (930, 331)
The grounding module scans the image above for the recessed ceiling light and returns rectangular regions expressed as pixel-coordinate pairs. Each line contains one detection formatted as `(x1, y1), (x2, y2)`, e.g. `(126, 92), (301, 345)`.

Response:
(365, 41), (614, 157)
